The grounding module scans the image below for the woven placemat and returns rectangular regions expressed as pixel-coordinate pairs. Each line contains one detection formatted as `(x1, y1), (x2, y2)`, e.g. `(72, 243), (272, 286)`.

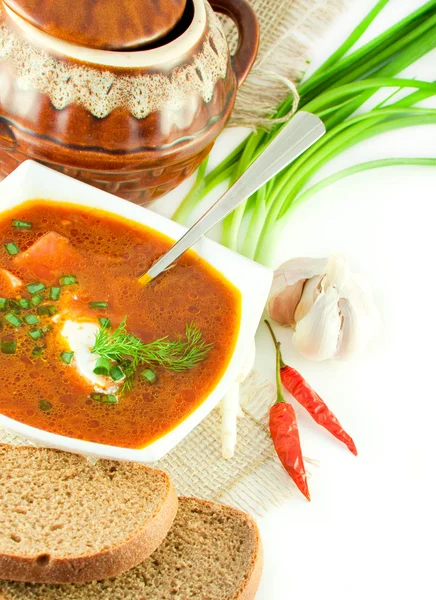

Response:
(0, 372), (300, 517)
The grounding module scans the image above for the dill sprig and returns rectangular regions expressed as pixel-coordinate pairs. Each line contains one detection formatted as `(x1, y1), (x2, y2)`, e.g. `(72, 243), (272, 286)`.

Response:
(91, 318), (212, 394)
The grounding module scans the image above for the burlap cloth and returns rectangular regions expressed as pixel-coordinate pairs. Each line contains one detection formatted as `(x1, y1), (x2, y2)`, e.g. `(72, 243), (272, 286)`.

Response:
(0, 0), (346, 516)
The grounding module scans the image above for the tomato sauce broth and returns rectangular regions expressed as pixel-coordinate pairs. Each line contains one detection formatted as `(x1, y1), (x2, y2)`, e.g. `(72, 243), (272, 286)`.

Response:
(0, 201), (240, 448)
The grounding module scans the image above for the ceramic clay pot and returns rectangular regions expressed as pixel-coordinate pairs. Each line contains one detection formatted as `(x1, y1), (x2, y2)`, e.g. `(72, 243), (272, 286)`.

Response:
(0, 0), (258, 204)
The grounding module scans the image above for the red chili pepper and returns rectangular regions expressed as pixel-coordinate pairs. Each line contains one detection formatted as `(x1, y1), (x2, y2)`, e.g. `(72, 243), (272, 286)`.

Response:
(268, 322), (310, 501)
(265, 321), (357, 456)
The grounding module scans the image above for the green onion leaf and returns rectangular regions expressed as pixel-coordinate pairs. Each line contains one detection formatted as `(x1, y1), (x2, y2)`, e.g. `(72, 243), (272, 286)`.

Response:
(18, 298), (30, 309)
(12, 219), (32, 229)
(8, 299), (21, 313)
(0, 298), (7, 311)
(31, 294), (44, 307)
(41, 324), (53, 336)
(141, 368), (157, 384)
(110, 365), (125, 381)
(32, 346), (45, 357)
(1, 340), (17, 354)
(4, 242), (20, 255)
(39, 399), (52, 412)
(29, 328), (42, 340)
(37, 305), (57, 316)
(60, 351), (74, 365)
(26, 282), (45, 294)
(90, 393), (118, 404)
(59, 275), (77, 286)
(89, 301), (108, 310)
(24, 314), (39, 326)
(98, 317), (111, 329)
(5, 313), (22, 327)
(50, 287), (61, 301)
(93, 356), (111, 376)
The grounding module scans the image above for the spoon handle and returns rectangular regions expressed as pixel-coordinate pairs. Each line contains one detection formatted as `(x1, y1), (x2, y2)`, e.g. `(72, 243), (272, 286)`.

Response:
(144, 111), (325, 281)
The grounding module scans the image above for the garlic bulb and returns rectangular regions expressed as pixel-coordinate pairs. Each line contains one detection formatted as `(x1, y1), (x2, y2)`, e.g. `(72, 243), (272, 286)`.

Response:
(268, 254), (380, 361)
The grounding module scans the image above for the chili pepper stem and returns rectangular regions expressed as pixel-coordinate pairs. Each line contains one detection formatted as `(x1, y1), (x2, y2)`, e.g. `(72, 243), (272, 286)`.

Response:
(265, 320), (286, 403)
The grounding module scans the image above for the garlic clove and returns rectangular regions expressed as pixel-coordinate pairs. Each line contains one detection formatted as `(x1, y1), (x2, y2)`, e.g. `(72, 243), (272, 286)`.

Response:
(268, 278), (305, 326)
(294, 274), (323, 324)
(337, 277), (380, 357)
(293, 286), (342, 361)
(268, 257), (327, 326)
(325, 253), (351, 293)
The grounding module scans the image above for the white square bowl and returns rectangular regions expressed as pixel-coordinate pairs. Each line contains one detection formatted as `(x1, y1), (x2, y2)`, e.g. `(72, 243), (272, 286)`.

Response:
(0, 161), (272, 462)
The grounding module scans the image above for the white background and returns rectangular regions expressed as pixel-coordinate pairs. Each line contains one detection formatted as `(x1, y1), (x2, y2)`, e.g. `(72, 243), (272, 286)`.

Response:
(152, 1), (436, 598)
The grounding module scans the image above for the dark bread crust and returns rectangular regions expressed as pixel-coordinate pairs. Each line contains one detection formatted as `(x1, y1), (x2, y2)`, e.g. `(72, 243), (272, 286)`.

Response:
(0, 445), (178, 584)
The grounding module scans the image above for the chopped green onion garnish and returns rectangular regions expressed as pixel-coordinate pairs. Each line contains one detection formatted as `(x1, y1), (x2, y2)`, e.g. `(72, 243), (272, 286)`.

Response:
(90, 393), (118, 404)
(98, 317), (111, 329)
(110, 365), (125, 381)
(31, 294), (44, 307)
(8, 299), (21, 312)
(37, 305), (57, 316)
(141, 368), (157, 384)
(89, 301), (108, 309)
(18, 298), (30, 309)
(0, 298), (7, 311)
(32, 346), (45, 357)
(50, 287), (61, 301)
(12, 219), (32, 229)
(4, 242), (20, 255)
(60, 275), (77, 286)
(5, 313), (22, 327)
(1, 340), (16, 354)
(26, 282), (45, 294)
(39, 399), (52, 412)
(29, 328), (42, 340)
(41, 324), (53, 336)
(60, 351), (74, 365)
(93, 356), (111, 376)
(24, 314), (39, 326)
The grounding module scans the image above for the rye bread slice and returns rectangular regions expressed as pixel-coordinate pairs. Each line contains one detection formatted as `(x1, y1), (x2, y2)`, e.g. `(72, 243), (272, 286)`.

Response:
(0, 445), (177, 584)
(0, 497), (263, 600)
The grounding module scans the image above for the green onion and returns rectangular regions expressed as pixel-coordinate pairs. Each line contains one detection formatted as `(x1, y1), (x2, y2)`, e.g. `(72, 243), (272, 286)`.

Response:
(24, 314), (39, 326)
(174, 0), (436, 266)
(3, 242), (20, 255)
(141, 368), (157, 384)
(8, 299), (21, 313)
(18, 298), (30, 309)
(1, 340), (17, 354)
(32, 346), (45, 357)
(90, 393), (118, 404)
(89, 301), (108, 310)
(0, 298), (7, 311)
(50, 287), (61, 301)
(31, 294), (43, 307)
(93, 356), (111, 376)
(98, 317), (111, 329)
(12, 219), (32, 229)
(60, 351), (74, 365)
(39, 399), (52, 412)
(29, 328), (42, 340)
(41, 324), (53, 336)
(59, 275), (77, 286)
(5, 313), (22, 327)
(26, 282), (45, 294)
(110, 365), (125, 381)
(37, 305), (57, 316)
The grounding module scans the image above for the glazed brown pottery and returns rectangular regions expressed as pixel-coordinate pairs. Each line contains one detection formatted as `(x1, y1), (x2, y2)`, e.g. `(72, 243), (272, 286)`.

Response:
(0, 0), (259, 204)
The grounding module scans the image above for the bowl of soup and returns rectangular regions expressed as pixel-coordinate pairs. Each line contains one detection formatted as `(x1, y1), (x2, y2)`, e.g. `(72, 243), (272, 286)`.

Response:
(0, 161), (272, 462)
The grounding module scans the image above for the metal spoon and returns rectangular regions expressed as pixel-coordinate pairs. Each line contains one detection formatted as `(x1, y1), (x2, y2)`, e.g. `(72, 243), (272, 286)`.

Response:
(139, 111), (325, 284)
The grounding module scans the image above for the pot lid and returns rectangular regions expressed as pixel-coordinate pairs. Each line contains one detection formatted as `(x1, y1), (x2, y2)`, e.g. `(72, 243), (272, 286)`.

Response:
(3, 0), (188, 50)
